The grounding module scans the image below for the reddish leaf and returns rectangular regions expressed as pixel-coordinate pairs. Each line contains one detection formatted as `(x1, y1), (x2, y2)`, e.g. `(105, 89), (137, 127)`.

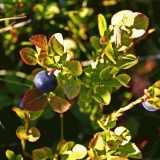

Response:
(20, 47), (37, 65)
(29, 34), (48, 51)
(50, 96), (71, 113)
(23, 86), (48, 111)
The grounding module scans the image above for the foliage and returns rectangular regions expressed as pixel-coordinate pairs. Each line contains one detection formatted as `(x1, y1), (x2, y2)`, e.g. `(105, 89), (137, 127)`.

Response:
(0, 1), (160, 160)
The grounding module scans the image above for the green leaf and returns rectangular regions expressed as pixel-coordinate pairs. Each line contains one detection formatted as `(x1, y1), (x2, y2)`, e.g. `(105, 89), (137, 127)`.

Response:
(111, 10), (133, 26)
(99, 66), (120, 80)
(16, 126), (28, 140)
(42, 147), (53, 157)
(29, 34), (47, 51)
(62, 60), (82, 76)
(50, 96), (71, 113)
(6, 150), (16, 159)
(15, 154), (23, 160)
(60, 75), (81, 100)
(0, 89), (12, 110)
(148, 97), (160, 109)
(20, 47), (37, 65)
(28, 127), (41, 142)
(41, 105), (55, 119)
(92, 85), (111, 105)
(57, 139), (67, 152)
(29, 110), (44, 121)
(23, 86), (48, 111)
(60, 141), (75, 154)
(116, 74), (131, 87)
(90, 36), (101, 51)
(124, 12), (149, 38)
(32, 149), (47, 160)
(68, 144), (87, 159)
(117, 32), (132, 51)
(115, 54), (138, 69)
(103, 44), (116, 64)
(48, 34), (64, 56)
(12, 107), (25, 119)
(114, 126), (131, 145)
(117, 142), (142, 159)
(88, 134), (105, 150)
(42, 56), (58, 68)
(98, 14), (107, 36)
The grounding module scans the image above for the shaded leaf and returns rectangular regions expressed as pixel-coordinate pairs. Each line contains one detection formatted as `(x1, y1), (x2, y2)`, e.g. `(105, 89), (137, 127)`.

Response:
(29, 34), (47, 50)
(29, 110), (44, 121)
(98, 13), (107, 36)
(23, 86), (48, 111)
(62, 60), (82, 76)
(32, 149), (47, 160)
(50, 96), (71, 113)
(90, 36), (101, 51)
(20, 47), (37, 65)
(61, 75), (81, 100)
(57, 140), (67, 152)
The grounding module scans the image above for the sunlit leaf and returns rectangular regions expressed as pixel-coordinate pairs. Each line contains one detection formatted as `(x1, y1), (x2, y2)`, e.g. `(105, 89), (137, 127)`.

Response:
(29, 34), (47, 50)
(62, 60), (82, 76)
(60, 141), (75, 154)
(50, 96), (71, 113)
(12, 107), (25, 119)
(6, 150), (16, 159)
(124, 12), (149, 38)
(28, 127), (41, 142)
(88, 134), (105, 150)
(103, 43), (116, 64)
(98, 13), (107, 36)
(20, 47), (37, 65)
(16, 126), (28, 140)
(116, 74), (131, 87)
(23, 86), (48, 111)
(48, 34), (64, 56)
(117, 142), (142, 159)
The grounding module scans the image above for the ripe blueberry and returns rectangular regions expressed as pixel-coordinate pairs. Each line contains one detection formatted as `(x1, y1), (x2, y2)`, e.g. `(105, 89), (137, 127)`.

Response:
(34, 70), (57, 93)
(142, 100), (158, 112)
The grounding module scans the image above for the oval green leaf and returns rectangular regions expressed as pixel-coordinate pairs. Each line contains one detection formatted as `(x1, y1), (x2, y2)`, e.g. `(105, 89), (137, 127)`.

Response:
(62, 60), (82, 76)
(12, 107), (25, 119)
(98, 14), (107, 36)
(20, 47), (37, 65)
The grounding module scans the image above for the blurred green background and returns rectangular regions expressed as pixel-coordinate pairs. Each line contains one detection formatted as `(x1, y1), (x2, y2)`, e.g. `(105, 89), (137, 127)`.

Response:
(0, 0), (160, 159)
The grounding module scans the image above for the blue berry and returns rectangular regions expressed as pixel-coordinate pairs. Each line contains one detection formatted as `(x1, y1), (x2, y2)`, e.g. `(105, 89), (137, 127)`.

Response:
(17, 98), (23, 109)
(142, 100), (158, 112)
(34, 70), (57, 93)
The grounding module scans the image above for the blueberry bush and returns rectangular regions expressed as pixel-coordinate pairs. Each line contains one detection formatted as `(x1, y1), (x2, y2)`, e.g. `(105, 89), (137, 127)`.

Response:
(0, 1), (160, 160)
